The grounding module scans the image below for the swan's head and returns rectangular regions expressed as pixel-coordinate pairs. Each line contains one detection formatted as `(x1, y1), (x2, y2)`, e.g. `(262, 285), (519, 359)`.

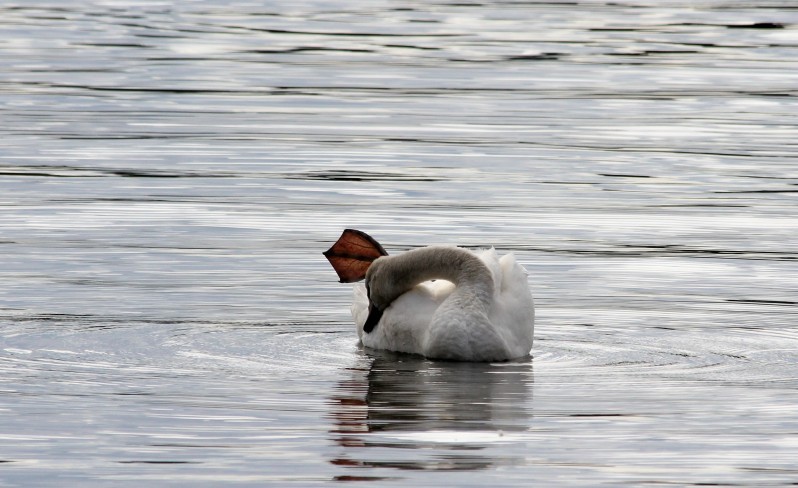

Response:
(363, 256), (402, 333)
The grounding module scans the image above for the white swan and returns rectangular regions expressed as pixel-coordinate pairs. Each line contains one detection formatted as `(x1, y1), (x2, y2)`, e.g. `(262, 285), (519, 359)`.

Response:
(324, 230), (534, 362)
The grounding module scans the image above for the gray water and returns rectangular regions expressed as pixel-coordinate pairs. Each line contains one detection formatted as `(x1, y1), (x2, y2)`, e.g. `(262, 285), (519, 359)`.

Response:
(2, 1), (798, 486)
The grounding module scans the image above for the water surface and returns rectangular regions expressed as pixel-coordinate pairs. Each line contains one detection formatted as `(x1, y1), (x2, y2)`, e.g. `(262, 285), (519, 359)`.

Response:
(2, 1), (798, 486)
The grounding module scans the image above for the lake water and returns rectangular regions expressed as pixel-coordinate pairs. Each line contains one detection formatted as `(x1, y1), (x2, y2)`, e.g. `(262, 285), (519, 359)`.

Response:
(2, 1), (798, 486)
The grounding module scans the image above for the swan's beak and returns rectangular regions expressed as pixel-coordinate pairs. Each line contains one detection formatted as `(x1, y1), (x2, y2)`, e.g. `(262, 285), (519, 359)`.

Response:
(363, 302), (383, 333)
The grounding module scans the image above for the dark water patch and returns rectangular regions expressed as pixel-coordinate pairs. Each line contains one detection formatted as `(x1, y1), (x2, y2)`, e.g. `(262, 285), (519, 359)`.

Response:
(383, 44), (441, 50)
(668, 22), (787, 29)
(715, 189), (798, 194)
(336, 457), (499, 471)
(74, 43), (154, 49)
(117, 460), (201, 464)
(508, 244), (798, 261)
(727, 22), (786, 29)
(110, 169), (212, 178)
(607, 50), (702, 56)
(589, 28), (648, 32)
(8, 81), (262, 95)
(736, 174), (798, 180)
(334, 475), (399, 482)
(741, 467), (798, 474)
(598, 173), (652, 178)
(211, 25), (461, 38)
(505, 53), (562, 61)
(133, 32), (187, 39)
(283, 170), (442, 182)
(727, 299), (797, 307)
(0, 165), (238, 179)
(244, 47), (377, 55)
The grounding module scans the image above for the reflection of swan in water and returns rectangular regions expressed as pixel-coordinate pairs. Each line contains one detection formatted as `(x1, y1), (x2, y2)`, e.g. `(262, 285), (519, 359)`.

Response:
(329, 350), (534, 474)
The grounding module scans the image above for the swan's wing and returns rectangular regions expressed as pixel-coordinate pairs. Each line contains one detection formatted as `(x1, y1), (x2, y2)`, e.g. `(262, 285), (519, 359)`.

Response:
(494, 253), (535, 357)
(354, 281), (454, 354)
(498, 253), (529, 291)
(475, 248), (503, 291)
(323, 229), (388, 283)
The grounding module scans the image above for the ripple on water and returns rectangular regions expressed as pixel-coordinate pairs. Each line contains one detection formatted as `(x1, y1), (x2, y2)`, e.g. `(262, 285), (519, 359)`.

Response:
(535, 322), (798, 385)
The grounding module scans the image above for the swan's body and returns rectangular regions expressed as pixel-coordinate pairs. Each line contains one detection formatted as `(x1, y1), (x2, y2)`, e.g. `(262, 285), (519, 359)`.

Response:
(351, 246), (534, 362)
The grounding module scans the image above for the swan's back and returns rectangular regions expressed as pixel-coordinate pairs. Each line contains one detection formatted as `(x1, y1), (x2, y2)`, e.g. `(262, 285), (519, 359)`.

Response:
(352, 247), (534, 361)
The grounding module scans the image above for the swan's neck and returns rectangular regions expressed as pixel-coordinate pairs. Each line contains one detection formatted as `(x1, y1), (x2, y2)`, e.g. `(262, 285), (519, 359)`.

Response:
(379, 246), (494, 309)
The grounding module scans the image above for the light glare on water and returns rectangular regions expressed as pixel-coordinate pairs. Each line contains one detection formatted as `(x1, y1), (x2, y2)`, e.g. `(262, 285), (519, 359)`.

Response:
(1, 1), (798, 486)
